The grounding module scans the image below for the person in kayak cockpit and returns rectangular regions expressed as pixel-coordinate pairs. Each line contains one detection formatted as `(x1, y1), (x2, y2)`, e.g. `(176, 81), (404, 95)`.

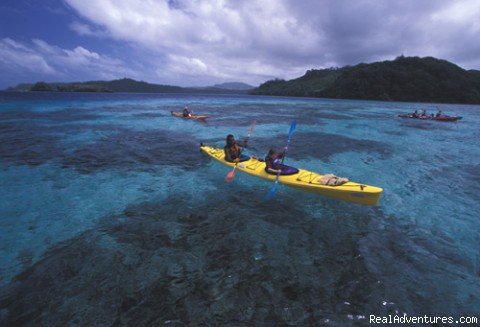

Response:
(264, 147), (299, 175)
(265, 148), (284, 174)
(224, 134), (248, 163)
(182, 106), (191, 117)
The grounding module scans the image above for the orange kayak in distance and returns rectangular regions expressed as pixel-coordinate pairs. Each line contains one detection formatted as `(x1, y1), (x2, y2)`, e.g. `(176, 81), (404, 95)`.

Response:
(171, 111), (208, 120)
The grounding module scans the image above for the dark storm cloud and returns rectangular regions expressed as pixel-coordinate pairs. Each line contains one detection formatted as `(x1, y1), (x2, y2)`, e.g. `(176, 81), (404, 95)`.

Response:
(64, 0), (480, 84)
(284, 0), (455, 66)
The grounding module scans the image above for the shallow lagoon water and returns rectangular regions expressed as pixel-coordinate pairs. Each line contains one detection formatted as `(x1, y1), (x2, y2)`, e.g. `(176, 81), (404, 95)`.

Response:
(0, 92), (479, 325)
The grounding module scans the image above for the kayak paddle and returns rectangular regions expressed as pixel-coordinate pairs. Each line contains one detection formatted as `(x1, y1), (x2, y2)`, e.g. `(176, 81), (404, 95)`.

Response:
(265, 120), (297, 199)
(224, 120), (256, 183)
(281, 120), (296, 164)
(225, 164), (237, 182)
(245, 119), (256, 142)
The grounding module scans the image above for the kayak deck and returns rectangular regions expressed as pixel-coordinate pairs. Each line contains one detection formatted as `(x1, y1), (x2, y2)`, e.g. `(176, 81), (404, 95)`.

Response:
(200, 145), (383, 205)
(171, 111), (208, 120)
(398, 114), (462, 122)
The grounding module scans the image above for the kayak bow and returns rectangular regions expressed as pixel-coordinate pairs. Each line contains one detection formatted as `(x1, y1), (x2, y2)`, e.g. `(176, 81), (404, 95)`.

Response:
(200, 145), (383, 205)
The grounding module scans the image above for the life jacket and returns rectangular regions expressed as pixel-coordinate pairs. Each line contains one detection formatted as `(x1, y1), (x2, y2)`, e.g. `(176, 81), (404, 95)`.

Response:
(224, 143), (241, 161)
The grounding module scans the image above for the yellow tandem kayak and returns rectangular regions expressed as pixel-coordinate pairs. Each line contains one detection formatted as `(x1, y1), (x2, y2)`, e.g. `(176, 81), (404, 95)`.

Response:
(200, 145), (383, 205)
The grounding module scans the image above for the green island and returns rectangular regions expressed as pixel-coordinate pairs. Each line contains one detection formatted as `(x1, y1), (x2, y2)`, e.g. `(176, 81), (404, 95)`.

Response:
(251, 56), (480, 104)
(6, 79), (254, 95)
(6, 56), (480, 104)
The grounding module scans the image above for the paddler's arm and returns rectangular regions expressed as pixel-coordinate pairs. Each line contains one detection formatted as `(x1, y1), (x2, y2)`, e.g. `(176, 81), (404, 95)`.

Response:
(265, 157), (280, 174)
(267, 167), (281, 174)
(237, 139), (248, 148)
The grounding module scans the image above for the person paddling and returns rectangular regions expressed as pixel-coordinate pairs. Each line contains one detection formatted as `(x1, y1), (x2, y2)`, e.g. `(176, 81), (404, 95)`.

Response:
(224, 134), (248, 163)
(265, 148), (284, 174)
(182, 106), (192, 117)
(264, 147), (299, 175)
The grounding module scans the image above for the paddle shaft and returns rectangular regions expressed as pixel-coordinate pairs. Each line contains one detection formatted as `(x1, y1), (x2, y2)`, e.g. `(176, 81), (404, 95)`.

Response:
(225, 120), (256, 182)
(266, 121), (296, 199)
(245, 120), (256, 143)
(281, 121), (296, 164)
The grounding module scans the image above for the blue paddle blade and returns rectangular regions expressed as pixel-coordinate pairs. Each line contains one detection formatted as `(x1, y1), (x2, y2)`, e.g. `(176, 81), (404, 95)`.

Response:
(265, 182), (278, 200)
(288, 120), (297, 139)
(265, 173), (281, 200)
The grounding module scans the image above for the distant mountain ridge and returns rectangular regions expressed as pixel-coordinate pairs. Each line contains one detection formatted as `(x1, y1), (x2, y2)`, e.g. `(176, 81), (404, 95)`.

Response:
(7, 56), (480, 104)
(212, 82), (254, 90)
(5, 78), (252, 94)
(251, 56), (480, 104)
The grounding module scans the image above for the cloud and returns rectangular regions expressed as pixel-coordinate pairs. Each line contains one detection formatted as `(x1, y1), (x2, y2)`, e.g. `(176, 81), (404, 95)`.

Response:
(64, 0), (322, 84)
(426, 0), (480, 67)
(3, 0), (480, 88)
(0, 37), (139, 85)
(167, 55), (208, 75)
(63, 0), (480, 86)
(0, 38), (57, 75)
(69, 21), (109, 37)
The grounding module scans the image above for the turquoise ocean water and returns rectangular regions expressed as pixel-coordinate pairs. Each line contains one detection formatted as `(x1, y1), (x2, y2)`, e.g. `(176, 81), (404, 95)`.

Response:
(0, 92), (479, 325)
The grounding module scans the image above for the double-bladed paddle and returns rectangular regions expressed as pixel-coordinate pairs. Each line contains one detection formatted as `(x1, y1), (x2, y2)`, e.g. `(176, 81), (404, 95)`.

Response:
(265, 120), (297, 199)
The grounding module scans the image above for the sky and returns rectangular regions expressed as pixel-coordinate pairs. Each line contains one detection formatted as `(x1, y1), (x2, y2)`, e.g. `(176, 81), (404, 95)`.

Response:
(1, 0), (480, 89)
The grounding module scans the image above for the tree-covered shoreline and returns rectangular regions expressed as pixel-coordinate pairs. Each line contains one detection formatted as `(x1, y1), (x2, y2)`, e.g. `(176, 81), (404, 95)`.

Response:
(252, 56), (480, 104)
(6, 78), (253, 95)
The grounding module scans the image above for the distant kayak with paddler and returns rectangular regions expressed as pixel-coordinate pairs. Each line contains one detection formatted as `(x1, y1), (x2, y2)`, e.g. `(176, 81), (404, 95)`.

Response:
(171, 111), (209, 120)
(398, 114), (462, 122)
